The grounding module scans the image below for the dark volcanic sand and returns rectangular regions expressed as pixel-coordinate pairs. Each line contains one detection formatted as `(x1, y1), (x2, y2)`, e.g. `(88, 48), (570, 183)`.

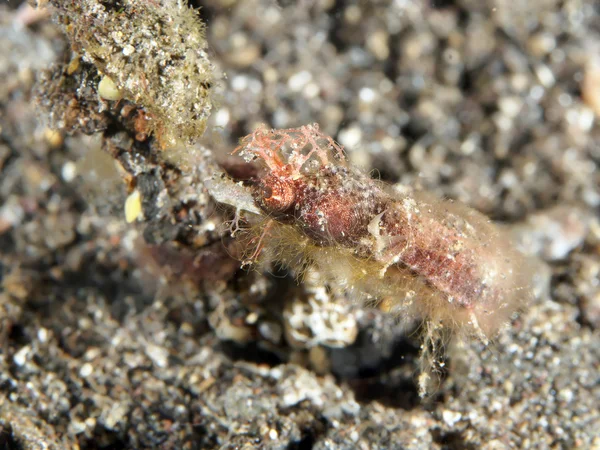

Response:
(1, 1), (599, 449)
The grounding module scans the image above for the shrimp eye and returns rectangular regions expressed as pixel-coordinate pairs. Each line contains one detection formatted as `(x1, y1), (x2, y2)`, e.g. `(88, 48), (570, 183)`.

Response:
(255, 175), (296, 213)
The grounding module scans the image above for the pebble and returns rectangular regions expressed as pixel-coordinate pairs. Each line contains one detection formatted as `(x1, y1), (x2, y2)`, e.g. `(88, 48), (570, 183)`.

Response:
(124, 190), (143, 223)
(98, 75), (122, 101)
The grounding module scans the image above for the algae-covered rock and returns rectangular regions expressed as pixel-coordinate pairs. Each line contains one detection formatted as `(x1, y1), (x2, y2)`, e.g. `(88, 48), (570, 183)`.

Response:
(48, 0), (215, 147)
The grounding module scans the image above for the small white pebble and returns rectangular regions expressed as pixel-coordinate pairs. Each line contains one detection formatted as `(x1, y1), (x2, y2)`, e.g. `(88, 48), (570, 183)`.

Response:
(104, 403), (128, 430)
(146, 343), (169, 368)
(304, 82), (320, 99)
(529, 85), (545, 101)
(70, 420), (87, 435)
(231, 75), (248, 92)
(558, 93), (573, 107)
(559, 389), (574, 403)
(288, 70), (312, 92)
(84, 347), (101, 361)
(79, 362), (94, 378)
(214, 108), (230, 127)
(245, 312), (259, 325)
(203, 220), (216, 232)
(498, 97), (523, 118)
(494, 113), (513, 131)
(338, 126), (362, 148)
(535, 64), (555, 88)
(442, 409), (462, 427)
(578, 107), (595, 131)
(13, 346), (30, 367)
(122, 44), (135, 56)
(61, 161), (77, 182)
(37, 327), (49, 343)
(359, 87), (376, 103)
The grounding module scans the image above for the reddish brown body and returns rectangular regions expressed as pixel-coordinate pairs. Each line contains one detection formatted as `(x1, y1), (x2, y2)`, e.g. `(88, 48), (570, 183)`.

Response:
(377, 205), (485, 309)
(255, 168), (388, 246)
(233, 124), (533, 343)
(255, 166), (486, 312)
